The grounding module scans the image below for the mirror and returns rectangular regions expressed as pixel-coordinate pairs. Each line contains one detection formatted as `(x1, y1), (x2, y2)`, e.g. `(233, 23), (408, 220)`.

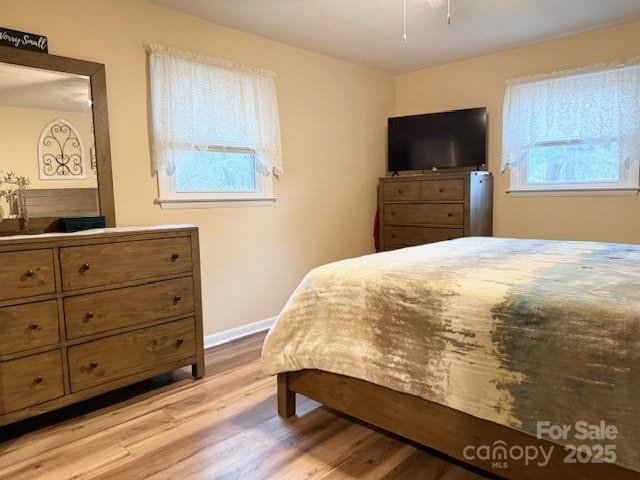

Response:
(0, 46), (114, 236)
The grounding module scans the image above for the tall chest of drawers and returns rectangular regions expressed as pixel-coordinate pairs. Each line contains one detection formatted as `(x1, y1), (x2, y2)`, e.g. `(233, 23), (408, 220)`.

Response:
(0, 225), (205, 426)
(378, 172), (493, 250)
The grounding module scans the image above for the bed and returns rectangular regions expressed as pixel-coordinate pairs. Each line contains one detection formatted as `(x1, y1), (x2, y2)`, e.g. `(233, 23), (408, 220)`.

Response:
(262, 237), (640, 480)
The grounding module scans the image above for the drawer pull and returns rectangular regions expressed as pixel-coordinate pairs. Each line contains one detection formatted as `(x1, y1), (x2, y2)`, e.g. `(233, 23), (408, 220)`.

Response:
(439, 188), (445, 193)
(81, 263), (91, 273)
(34, 376), (44, 384)
(25, 269), (35, 278)
(174, 295), (182, 303)
(397, 189), (404, 194)
(176, 337), (184, 347)
(89, 361), (98, 369)
(84, 312), (95, 322)
(171, 253), (180, 261)
(448, 213), (453, 217)
(29, 322), (39, 330)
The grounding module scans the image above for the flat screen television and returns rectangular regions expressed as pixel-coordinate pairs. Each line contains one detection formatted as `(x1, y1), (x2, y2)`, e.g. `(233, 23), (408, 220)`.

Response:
(388, 107), (487, 172)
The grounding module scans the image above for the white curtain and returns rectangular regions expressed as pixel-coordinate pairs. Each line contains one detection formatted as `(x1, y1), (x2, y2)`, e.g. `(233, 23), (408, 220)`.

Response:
(502, 58), (640, 172)
(147, 44), (283, 176)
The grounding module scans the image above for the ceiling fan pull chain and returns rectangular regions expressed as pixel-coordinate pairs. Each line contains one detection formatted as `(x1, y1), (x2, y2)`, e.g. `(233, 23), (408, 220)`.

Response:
(402, 0), (408, 44)
(404, 0), (451, 44)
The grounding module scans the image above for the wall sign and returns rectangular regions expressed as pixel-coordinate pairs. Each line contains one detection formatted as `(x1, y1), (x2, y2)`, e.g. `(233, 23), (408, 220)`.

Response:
(0, 27), (48, 53)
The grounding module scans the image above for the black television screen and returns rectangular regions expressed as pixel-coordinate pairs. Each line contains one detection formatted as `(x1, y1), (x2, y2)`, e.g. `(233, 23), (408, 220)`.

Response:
(388, 107), (487, 172)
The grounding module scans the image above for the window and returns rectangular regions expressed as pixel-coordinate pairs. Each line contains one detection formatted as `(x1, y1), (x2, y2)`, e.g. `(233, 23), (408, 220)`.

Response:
(502, 60), (640, 194)
(147, 45), (283, 207)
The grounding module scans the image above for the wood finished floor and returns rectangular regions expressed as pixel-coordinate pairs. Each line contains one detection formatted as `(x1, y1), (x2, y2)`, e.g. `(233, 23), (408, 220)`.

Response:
(0, 332), (493, 480)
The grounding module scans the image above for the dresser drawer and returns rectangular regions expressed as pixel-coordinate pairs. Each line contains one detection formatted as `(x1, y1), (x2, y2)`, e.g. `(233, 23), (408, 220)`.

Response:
(421, 179), (464, 201)
(0, 250), (56, 301)
(0, 301), (59, 356)
(68, 318), (196, 392)
(384, 204), (464, 226)
(384, 226), (464, 246)
(0, 350), (64, 415)
(60, 238), (192, 291)
(383, 181), (420, 201)
(64, 278), (195, 339)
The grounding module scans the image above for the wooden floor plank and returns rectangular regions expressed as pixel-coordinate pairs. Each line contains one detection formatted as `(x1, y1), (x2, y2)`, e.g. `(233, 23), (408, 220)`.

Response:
(381, 449), (489, 480)
(0, 332), (491, 480)
(0, 361), (264, 468)
(319, 435), (415, 479)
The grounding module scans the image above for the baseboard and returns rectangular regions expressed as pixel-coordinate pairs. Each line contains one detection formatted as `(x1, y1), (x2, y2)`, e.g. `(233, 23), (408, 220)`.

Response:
(203, 316), (277, 350)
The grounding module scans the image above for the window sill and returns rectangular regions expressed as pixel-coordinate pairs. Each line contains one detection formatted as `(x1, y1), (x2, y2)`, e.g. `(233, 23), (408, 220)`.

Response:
(156, 197), (277, 209)
(507, 187), (640, 197)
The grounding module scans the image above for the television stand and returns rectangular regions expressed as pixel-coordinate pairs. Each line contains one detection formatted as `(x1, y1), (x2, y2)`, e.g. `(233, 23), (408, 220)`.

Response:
(378, 171), (493, 251)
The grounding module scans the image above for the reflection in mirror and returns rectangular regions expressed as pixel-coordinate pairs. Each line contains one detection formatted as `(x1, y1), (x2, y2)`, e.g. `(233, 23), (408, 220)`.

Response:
(0, 62), (98, 234)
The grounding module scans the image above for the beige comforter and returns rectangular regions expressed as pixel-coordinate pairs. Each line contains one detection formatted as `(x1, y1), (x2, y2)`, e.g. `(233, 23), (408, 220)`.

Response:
(262, 237), (640, 472)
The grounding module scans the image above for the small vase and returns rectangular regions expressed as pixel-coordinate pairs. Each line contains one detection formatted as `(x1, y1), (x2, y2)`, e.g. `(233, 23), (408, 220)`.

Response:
(17, 194), (29, 232)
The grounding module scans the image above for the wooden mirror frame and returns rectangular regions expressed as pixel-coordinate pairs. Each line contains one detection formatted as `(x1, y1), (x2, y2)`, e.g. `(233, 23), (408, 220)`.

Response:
(0, 45), (115, 232)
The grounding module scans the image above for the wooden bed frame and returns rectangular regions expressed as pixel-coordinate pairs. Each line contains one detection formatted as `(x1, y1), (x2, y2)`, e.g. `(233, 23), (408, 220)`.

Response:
(278, 370), (640, 480)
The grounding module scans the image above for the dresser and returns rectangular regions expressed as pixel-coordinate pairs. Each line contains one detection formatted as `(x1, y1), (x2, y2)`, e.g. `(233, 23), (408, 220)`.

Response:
(0, 225), (205, 426)
(378, 172), (493, 250)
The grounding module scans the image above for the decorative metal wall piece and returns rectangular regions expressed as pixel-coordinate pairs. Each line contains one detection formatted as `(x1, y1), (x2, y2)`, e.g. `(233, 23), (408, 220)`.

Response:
(38, 119), (86, 179)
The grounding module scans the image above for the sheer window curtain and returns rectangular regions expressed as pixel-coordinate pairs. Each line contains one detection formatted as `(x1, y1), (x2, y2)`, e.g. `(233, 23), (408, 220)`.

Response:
(147, 44), (283, 177)
(502, 58), (640, 173)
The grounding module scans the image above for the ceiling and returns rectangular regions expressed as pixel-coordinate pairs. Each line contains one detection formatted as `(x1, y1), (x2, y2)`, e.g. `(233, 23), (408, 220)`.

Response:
(0, 62), (91, 112)
(152, 0), (640, 73)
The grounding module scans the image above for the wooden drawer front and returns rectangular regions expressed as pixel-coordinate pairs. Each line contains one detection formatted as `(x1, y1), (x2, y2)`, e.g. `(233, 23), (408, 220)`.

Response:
(383, 181), (420, 201)
(0, 301), (59, 356)
(60, 237), (192, 291)
(0, 350), (64, 414)
(421, 179), (464, 201)
(0, 250), (55, 301)
(384, 226), (464, 246)
(65, 278), (195, 339)
(68, 318), (196, 392)
(384, 204), (464, 226)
